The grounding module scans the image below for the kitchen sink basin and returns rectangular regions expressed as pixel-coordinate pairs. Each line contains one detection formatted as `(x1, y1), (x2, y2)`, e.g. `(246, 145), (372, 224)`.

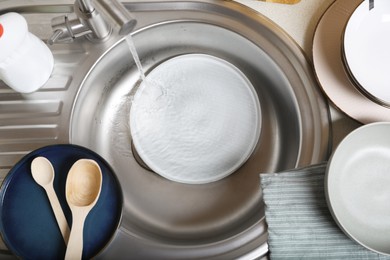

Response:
(0, 0), (330, 259)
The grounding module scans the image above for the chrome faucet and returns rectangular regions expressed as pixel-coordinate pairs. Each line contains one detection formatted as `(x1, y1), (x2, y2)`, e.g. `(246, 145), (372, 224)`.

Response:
(48, 0), (137, 44)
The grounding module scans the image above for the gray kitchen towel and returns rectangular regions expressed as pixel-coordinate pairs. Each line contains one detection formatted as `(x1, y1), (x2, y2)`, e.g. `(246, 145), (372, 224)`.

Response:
(260, 163), (390, 259)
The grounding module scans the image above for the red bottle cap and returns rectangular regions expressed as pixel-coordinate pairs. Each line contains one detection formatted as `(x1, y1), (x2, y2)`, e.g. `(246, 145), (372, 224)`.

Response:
(0, 24), (3, 38)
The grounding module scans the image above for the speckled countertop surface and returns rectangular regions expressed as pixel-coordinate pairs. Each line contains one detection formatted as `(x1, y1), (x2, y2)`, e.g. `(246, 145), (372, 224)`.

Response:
(235, 0), (334, 55)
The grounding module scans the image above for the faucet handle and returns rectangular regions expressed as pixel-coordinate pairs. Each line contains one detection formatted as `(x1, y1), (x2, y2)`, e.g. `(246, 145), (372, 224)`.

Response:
(48, 14), (92, 44)
(48, 30), (64, 45)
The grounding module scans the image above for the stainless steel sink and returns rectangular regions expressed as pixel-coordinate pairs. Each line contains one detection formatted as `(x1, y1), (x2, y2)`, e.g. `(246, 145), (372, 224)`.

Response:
(0, 0), (330, 259)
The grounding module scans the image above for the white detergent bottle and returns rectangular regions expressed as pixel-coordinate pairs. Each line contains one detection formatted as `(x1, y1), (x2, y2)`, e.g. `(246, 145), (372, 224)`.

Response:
(0, 12), (54, 93)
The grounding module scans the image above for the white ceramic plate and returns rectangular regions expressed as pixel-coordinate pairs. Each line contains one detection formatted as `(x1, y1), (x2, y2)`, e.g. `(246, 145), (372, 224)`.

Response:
(313, 0), (390, 123)
(326, 122), (390, 255)
(343, 0), (390, 106)
(130, 54), (261, 184)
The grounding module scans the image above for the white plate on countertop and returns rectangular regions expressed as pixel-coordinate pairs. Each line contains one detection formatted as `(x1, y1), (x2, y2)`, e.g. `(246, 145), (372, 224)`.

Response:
(313, 0), (390, 123)
(343, 0), (390, 106)
(326, 122), (390, 255)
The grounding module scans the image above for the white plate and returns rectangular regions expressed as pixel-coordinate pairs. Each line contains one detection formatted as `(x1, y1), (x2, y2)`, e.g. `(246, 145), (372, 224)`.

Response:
(313, 0), (390, 123)
(343, 0), (390, 106)
(326, 122), (390, 255)
(130, 54), (261, 184)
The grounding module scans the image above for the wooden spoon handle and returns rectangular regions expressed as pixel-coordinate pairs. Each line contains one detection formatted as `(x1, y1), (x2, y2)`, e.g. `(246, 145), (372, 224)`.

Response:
(45, 185), (70, 244)
(65, 210), (88, 260)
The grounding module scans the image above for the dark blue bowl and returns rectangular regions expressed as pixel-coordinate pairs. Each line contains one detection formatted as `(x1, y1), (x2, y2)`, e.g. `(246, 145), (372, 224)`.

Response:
(0, 144), (122, 260)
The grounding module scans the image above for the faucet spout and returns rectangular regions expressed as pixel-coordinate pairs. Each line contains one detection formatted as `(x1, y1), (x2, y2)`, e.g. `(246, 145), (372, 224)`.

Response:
(94, 0), (137, 36)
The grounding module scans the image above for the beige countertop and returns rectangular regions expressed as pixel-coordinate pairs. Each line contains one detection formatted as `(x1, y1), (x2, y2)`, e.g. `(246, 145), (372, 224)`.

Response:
(235, 0), (334, 55)
(234, 0), (362, 152)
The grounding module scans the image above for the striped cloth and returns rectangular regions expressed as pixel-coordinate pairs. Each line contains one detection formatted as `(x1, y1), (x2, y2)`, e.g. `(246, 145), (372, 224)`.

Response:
(260, 163), (390, 259)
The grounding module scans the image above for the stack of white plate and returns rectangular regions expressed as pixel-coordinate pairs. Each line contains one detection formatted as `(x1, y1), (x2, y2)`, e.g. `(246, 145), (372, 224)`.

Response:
(313, 0), (390, 123)
(342, 0), (390, 107)
(314, 2), (390, 255)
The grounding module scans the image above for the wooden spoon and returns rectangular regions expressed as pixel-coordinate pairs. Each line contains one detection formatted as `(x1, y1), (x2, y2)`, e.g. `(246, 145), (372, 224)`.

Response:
(64, 159), (102, 260)
(31, 156), (70, 244)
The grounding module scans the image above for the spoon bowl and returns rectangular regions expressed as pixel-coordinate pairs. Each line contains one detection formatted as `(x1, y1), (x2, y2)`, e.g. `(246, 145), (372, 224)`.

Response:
(65, 159), (102, 260)
(66, 163), (102, 207)
(31, 157), (54, 186)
